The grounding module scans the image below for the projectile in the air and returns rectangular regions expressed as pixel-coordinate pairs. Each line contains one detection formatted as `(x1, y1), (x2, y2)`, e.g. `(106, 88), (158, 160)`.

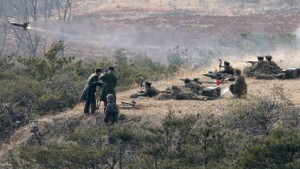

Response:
(10, 22), (30, 30)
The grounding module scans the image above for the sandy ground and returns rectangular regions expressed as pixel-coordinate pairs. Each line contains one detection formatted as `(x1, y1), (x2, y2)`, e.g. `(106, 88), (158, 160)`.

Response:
(117, 67), (300, 119)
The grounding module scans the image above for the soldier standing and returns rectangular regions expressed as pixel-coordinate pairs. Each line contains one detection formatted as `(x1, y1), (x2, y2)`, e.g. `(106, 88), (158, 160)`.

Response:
(230, 69), (247, 98)
(80, 68), (103, 114)
(100, 66), (118, 109)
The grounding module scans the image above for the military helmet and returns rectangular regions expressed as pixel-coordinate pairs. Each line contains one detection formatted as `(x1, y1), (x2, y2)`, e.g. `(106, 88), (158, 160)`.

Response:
(224, 61), (230, 66)
(257, 56), (264, 61)
(108, 66), (114, 71)
(235, 69), (241, 75)
(145, 81), (152, 87)
(106, 94), (115, 102)
(184, 79), (191, 83)
(95, 68), (102, 73)
(265, 55), (272, 61)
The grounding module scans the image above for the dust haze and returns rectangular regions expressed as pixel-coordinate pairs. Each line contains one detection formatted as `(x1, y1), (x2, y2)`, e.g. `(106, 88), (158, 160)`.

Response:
(18, 0), (300, 67)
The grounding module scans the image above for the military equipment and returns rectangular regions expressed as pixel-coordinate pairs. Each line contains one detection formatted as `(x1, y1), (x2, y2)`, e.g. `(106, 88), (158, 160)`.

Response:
(119, 100), (136, 109)
(283, 68), (299, 79)
(202, 86), (221, 99)
(180, 78), (202, 84)
(137, 77), (144, 92)
(203, 72), (234, 80)
(10, 22), (30, 30)
(245, 61), (257, 65)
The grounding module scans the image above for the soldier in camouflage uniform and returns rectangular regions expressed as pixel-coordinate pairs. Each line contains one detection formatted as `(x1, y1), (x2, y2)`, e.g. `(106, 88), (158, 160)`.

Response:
(219, 61), (235, 75)
(253, 56), (275, 79)
(230, 69), (247, 98)
(140, 81), (159, 97)
(130, 81), (159, 98)
(184, 79), (203, 94)
(80, 68), (103, 114)
(265, 55), (282, 74)
(104, 94), (119, 125)
(100, 66), (118, 109)
(158, 83), (206, 100)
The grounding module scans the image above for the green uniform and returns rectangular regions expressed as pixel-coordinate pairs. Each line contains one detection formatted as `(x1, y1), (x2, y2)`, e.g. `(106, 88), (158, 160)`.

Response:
(104, 100), (119, 125)
(230, 75), (247, 98)
(100, 72), (117, 104)
(185, 82), (203, 94)
(141, 86), (159, 97)
(80, 73), (102, 113)
(219, 65), (234, 75)
(268, 61), (282, 74)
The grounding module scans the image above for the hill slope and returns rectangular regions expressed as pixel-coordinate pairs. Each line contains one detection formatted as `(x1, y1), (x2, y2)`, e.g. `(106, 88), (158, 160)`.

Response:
(1, 62), (300, 168)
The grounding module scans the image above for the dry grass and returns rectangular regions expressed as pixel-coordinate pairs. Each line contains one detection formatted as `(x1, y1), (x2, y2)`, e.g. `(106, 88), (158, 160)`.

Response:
(1, 62), (300, 168)
(2, 1), (300, 167)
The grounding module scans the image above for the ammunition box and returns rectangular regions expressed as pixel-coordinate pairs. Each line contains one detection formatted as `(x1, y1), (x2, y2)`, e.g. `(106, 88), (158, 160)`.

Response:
(283, 68), (298, 79)
(202, 86), (221, 99)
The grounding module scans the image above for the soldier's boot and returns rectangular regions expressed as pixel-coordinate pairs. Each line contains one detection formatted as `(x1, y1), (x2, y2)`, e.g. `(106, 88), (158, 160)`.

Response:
(84, 101), (90, 114)
(103, 102), (107, 113)
(91, 102), (96, 114)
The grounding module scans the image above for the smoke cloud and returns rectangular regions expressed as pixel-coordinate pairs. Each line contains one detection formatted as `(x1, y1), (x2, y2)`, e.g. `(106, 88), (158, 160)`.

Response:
(28, 11), (300, 68)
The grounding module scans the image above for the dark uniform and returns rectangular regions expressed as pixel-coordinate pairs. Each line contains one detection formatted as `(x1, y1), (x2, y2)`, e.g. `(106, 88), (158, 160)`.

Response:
(131, 81), (159, 98)
(100, 67), (117, 107)
(141, 86), (159, 97)
(219, 61), (234, 75)
(104, 94), (119, 125)
(230, 69), (247, 98)
(184, 79), (203, 94)
(252, 56), (274, 79)
(80, 69), (103, 114)
(265, 55), (282, 74)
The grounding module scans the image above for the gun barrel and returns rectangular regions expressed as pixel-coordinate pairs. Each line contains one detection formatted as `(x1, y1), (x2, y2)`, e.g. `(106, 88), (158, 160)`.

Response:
(245, 61), (257, 65)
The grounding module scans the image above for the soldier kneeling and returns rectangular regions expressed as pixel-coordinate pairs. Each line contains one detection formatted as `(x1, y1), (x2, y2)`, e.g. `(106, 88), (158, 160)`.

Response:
(104, 94), (119, 125)
(230, 69), (247, 98)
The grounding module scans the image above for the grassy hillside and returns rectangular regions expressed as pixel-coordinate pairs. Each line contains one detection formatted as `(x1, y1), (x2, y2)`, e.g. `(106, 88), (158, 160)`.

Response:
(1, 1), (300, 168)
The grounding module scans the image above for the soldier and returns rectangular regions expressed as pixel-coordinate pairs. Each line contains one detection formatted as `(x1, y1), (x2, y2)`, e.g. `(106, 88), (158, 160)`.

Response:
(252, 56), (274, 79)
(265, 55), (282, 73)
(219, 61), (234, 75)
(230, 69), (247, 98)
(253, 56), (267, 70)
(80, 68), (103, 114)
(131, 81), (159, 98)
(140, 81), (159, 97)
(184, 79), (203, 94)
(100, 66), (118, 109)
(104, 94), (119, 125)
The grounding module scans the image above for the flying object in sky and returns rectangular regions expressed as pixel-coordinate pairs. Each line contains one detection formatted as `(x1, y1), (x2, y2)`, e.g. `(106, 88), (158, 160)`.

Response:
(10, 22), (30, 30)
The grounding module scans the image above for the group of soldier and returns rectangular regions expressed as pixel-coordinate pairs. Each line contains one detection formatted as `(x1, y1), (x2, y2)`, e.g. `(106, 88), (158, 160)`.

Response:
(245, 55), (284, 79)
(80, 55), (283, 124)
(80, 66), (119, 125)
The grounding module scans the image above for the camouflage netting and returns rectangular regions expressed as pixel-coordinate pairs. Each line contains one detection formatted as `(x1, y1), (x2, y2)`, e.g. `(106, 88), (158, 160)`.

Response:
(158, 85), (206, 100)
(243, 62), (283, 80)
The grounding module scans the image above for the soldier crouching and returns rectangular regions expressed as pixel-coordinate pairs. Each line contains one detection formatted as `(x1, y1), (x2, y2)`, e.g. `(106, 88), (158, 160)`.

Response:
(230, 69), (247, 98)
(104, 94), (119, 125)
